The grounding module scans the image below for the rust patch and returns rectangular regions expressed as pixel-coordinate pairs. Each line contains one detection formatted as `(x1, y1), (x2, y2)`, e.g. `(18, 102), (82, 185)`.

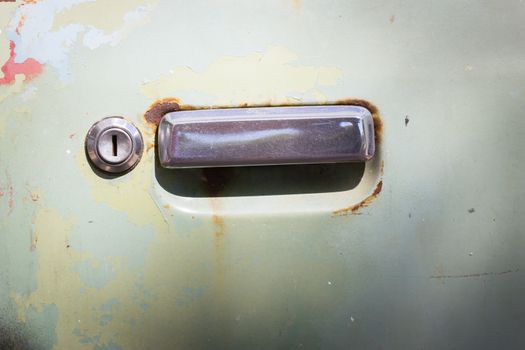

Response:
(30, 192), (39, 202)
(143, 97), (181, 131)
(69, 133), (76, 139)
(333, 180), (383, 216)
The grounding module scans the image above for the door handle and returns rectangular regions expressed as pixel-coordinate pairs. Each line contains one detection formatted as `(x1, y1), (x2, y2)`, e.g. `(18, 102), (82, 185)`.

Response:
(158, 105), (375, 168)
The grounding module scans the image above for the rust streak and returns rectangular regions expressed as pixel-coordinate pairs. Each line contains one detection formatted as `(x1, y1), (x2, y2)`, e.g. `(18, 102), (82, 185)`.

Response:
(212, 214), (225, 239)
(333, 180), (383, 216)
(209, 196), (225, 240)
(209, 198), (226, 308)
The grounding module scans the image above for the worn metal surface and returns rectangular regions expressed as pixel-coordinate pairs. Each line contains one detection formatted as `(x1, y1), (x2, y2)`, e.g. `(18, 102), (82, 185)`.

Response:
(158, 106), (375, 168)
(0, 0), (524, 349)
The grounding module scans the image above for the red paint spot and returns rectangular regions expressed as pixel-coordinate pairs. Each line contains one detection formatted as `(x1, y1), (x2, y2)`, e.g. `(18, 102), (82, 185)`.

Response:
(15, 15), (26, 35)
(0, 41), (43, 85)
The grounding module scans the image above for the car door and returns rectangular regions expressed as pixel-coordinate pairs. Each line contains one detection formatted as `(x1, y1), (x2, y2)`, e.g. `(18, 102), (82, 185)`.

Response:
(1, 1), (524, 349)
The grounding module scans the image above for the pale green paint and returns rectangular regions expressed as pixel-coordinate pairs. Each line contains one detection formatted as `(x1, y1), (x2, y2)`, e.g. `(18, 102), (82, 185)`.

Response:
(1, 0), (524, 349)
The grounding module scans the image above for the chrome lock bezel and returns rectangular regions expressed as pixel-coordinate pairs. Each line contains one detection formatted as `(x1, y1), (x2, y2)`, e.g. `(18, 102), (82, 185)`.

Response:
(85, 117), (143, 174)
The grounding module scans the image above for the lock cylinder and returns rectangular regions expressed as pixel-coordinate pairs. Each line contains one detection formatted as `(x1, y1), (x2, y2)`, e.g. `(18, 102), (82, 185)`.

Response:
(85, 117), (143, 173)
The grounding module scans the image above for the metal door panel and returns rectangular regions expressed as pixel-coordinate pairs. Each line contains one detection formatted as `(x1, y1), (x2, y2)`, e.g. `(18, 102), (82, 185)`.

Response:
(1, 1), (524, 349)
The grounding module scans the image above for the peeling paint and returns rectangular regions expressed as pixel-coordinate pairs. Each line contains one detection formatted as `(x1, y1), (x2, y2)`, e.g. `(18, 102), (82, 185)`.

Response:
(0, 0), (157, 82)
(52, 0), (157, 34)
(141, 46), (342, 105)
(0, 40), (43, 85)
(0, 0), (18, 61)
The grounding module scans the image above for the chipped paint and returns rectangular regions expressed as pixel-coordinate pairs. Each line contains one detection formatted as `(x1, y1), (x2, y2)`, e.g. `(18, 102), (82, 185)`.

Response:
(0, 40), (43, 85)
(12, 207), (153, 349)
(141, 46), (342, 105)
(52, 0), (157, 34)
(3, 1), (521, 348)
(0, 0), (157, 82)
(0, 0), (18, 60)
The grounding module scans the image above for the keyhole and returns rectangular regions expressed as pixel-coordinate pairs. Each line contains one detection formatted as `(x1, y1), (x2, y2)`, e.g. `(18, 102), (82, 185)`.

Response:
(112, 134), (118, 156)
